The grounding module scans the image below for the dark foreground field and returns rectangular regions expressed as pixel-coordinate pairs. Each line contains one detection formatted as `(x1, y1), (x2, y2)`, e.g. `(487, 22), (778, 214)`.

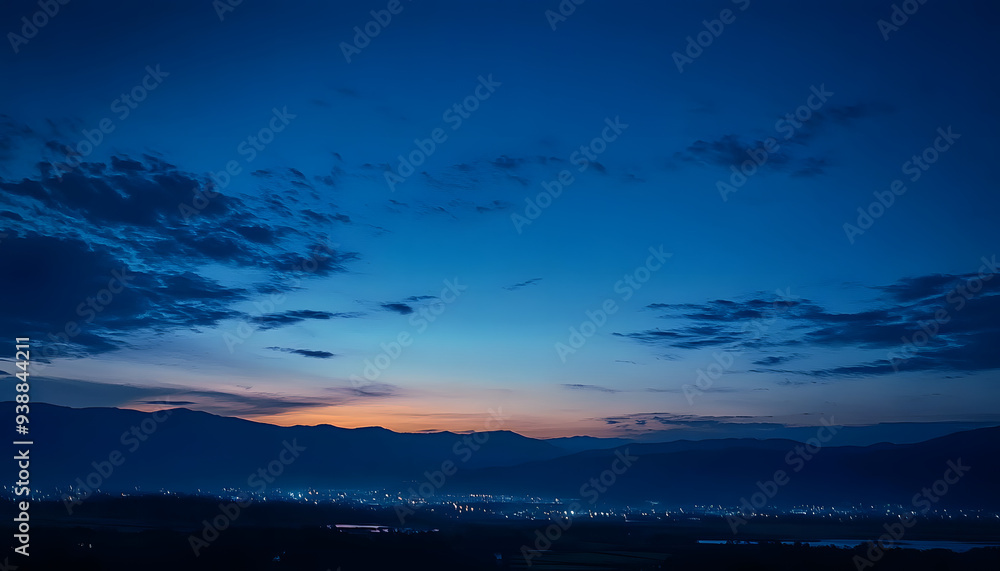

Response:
(4, 497), (999, 570)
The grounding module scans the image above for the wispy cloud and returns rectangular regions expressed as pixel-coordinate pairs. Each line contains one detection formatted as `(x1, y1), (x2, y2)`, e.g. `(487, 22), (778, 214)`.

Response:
(562, 383), (621, 394)
(617, 270), (1000, 377)
(503, 277), (542, 291)
(381, 302), (414, 315)
(266, 347), (337, 359)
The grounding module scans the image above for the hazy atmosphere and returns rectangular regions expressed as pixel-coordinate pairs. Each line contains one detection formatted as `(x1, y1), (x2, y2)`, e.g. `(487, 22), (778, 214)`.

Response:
(2, 2), (999, 569)
(3, 0), (998, 441)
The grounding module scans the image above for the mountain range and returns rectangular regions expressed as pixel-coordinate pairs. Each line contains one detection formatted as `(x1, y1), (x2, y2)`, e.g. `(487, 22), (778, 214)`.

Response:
(9, 403), (998, 510)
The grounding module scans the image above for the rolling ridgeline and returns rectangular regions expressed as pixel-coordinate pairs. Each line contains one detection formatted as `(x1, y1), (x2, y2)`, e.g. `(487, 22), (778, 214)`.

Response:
(9, 402), (998, 511)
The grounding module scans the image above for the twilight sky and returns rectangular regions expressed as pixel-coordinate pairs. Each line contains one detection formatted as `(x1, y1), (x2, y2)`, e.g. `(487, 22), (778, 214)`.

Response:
(1, 0), (998, 440)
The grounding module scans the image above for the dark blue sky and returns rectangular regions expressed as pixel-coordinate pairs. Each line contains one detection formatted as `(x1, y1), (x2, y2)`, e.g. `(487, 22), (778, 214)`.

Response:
(1, 0), (998, 440)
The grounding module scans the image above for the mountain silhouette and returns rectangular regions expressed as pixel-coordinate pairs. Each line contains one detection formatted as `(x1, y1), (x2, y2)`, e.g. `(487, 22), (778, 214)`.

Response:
(10, 402), (998, 511)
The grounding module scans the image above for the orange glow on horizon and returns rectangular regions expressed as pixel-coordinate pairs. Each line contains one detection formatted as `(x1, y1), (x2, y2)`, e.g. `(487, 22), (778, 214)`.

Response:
(238, 406), (614, 439)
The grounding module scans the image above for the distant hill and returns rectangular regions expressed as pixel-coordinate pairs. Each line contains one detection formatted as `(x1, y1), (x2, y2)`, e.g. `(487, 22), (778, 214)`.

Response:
(7, 403), (998, 510)
(4, 402), (569, 493)
(452, 426), (1000, 509)
(543, 435), (632, 453)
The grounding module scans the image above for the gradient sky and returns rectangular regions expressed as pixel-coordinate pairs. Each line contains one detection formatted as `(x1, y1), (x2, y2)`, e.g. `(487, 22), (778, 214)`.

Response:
(1, 0), (998, 440)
